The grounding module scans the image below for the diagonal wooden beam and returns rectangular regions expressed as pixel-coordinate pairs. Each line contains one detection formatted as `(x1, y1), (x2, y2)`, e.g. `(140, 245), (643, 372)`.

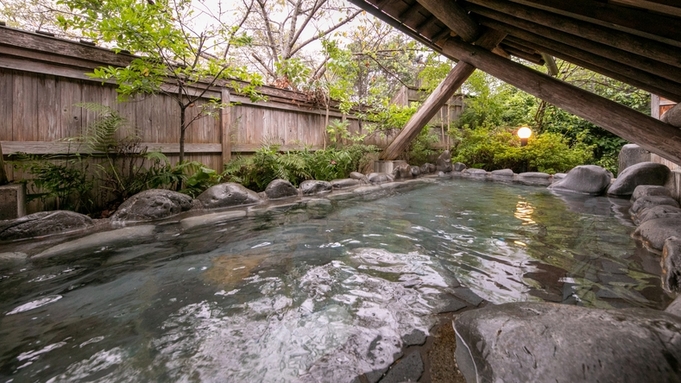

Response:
(440, 36), (681, 164)
(381, 29), (507, 160)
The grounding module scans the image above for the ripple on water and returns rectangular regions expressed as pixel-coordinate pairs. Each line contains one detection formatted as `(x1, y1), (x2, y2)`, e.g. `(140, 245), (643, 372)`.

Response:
(6, 295), (63, 315)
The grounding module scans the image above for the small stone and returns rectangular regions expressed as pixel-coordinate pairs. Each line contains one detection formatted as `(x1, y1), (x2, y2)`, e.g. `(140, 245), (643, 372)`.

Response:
(300, 180), (333, 196)
(436, 150), (452, 173)
(264, 179), (299, 200)
(662, 236), (681, 293)
(464, 168), (487, 177)
(453, 162), (467, 172)
(420, 163), (436, 174)
(410, 166), (421, 177)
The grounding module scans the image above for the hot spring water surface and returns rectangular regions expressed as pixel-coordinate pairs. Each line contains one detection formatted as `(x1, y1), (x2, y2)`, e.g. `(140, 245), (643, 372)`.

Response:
(0, 179), (670, 382)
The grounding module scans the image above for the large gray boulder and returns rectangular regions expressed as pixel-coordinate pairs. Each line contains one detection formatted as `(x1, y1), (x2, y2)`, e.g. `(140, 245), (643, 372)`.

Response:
(607, 162), (670, 196)
(662, 103), (681, 128)
(264, 179), (298, 200)
(197, 182), (262, 209)
(618, 144), (650, 175)
(436, 150), (452, 173)
(454, 302), (681, 383)
(548, 165), (612, 195)
(631, 185), (672, 201)
(0, 211), (94, 241)
(300, 180), (332, 196)
(111, 189), (193, 223)
(662, 236), (681, 293)
(632, 216), (681, 252)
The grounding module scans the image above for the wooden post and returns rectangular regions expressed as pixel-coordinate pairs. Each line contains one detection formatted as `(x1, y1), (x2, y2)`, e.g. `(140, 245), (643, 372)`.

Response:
(220, 89), (231, 167)
(441, 37), (681, 164)
(0, 142), (7, 185)
(381, 30), (506, 160)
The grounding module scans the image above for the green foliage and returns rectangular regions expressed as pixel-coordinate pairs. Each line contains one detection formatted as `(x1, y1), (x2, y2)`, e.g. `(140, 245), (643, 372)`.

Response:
(405, 129), (440, 165)
(365, 103), (418, 134)
(221, 144), (377, 192)
(12, 154), (94, 212)
(451, 126), (593, 173)
(326, 119), (366, 145)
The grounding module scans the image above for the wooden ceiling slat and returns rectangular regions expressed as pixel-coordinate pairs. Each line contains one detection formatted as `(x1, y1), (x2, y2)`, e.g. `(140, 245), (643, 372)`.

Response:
(610, 0), (681, 18)
(416, 0), (480, 42)
(464, 0), (681, 70)
(502, 33), (681, 101)
(481, 17), (681, 100)
(398, 2), (426, 27)
(499, 44), (545, 64)
(466, 3), (681, 84)
(507, 0), (681, 48)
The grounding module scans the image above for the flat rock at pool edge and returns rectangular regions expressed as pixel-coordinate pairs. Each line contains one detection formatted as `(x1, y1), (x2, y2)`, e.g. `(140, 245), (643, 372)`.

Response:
(368, 173), (393, 184)
(197, 182), (262, 209)
(32, 225), (156, 259)
(454, 302), (681, 383)
(331, 178), (361, 189)
(633, 216), (681, 252)
(349, 172), (369, 183)
(662, 236), (681, 293)
(379, 352), (423, 383)
(607, 162), (670, 196)
(548, 165), (611, 195)
(634, 204), (681, 225)
(111, 189), (193, 223)
(264, 179), (298, 200)
(0, 210), (94, 241)
(300, 180), (333, 195)
(630, 195), (680, 215)
(632, 185), (672, 201)
(490, 168), (514, 177)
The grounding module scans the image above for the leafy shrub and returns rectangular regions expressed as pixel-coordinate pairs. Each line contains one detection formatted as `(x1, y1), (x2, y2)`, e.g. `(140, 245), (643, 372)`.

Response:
(451, 126), (593, 173)
(221, 144), (377, 192)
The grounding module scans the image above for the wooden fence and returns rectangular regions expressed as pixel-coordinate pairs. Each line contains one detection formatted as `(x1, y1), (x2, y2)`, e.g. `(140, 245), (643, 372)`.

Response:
(0, 26), (458, 212)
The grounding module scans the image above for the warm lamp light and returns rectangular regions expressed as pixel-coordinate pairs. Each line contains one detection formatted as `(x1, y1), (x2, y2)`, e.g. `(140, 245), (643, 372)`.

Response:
(518, 127), (532, 146)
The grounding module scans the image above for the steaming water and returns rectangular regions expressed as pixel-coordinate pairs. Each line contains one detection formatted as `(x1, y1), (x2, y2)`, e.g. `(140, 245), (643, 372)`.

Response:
(0, 179), (670, 382)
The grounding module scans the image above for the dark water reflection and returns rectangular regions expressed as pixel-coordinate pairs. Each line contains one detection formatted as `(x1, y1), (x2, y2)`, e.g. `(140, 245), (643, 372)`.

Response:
(0, 179), (670, 382)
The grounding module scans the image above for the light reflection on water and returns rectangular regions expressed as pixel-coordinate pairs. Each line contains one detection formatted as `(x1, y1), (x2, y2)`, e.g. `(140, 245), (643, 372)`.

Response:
(0, 179), (670, 382)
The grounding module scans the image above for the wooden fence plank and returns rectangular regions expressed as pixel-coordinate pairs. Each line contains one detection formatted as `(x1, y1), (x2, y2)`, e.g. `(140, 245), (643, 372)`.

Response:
(221, 89), (231, 166)
(12, 73), (38, 141)
(0, 70), (13, 141)
(37, 74), (61, 141)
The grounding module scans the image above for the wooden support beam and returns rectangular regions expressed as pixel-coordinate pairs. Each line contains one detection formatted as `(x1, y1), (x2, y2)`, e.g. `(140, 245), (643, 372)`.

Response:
(221, 89), (231, 167)
(416, 0), (480, 42)
(440, 37), (681, 164)
(508, 0), (681, 47)
(399, 3), (425, 27)
(381, 30), (507, 160)
(467, 3), (681, 84)
(465, 0), (681, 70)
(610, 0), (681, 18)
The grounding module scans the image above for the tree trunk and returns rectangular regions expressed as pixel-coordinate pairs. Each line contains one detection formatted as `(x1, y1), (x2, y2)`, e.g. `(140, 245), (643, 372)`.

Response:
(179, 106), (186, 165)
(0, 142), (7, 186)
